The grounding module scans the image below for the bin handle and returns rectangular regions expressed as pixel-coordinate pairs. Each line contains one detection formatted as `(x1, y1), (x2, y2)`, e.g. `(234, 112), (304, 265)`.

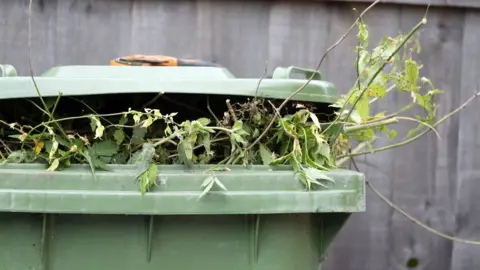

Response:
(0, 64), (18, 77)
(109, 54), (220, 67)
(272, 66), (322, 80)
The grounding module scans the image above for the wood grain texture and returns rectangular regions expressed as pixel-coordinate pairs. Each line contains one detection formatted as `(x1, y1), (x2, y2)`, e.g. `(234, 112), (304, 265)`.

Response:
(0, 0), (58, 75)
(321, 4), (401, 270)
(321, 0), (480, 8)
(450, 8), (480, 270)
(0, 1), (479, 269)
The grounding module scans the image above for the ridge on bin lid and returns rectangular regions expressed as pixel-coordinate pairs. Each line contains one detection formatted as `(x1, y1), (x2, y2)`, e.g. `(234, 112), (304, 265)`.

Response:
(0, 60), (339, 104)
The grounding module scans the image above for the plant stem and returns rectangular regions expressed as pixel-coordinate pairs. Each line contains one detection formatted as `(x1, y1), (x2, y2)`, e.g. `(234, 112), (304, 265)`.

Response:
(245, 0), (382, 152)
(344, 118), (397, 133)
(328, 16), (428, 144)
(340, 91), (479, 158)
(153, 132), (182, 147)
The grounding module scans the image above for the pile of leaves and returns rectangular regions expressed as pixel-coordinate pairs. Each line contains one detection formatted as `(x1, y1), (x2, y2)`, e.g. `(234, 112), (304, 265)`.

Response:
(0, 17), (443, 196)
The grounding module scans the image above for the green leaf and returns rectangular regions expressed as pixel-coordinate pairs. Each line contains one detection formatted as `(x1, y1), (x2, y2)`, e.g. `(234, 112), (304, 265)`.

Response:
(405, 59), (419, 90)
(303, 167), (335, 186)
(132, 127), (148, 144)
(91, 140), (117, 157)
(113, 129), (125, 146)
(199, 133), (211, 154)
(352, 128), (375, 141)
(118, 115), (128, 125)
(317, 142), (331, 158)
(177, 139), (194, 166)
(89, 117), (97, 132)
(369, 84), (386, 98)
(139, 163), (158, 194)
(232, 121), (243, 131)
(197, 118), (211, 127)
(259, 143), (273, 165)
(80, 149), (96, 181)
(46, 158), (60, 171)
(142, 115), (154, 128)
(214, 177), (228, 191)
(309, 113), (322, 130)
(232, 133), (248, 146)
(92, 157), (112, 171)
(356, 95), (370, 121)
(269, 152), (292, 165)
(198, 176), (216, 199)
(389, 130), (397, 139)
(7, 150), (28, 163)
(134, 143), (156, 180)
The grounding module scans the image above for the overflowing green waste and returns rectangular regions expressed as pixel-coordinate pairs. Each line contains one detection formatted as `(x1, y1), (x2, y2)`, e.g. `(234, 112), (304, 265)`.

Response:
(0, 64), (365, 270)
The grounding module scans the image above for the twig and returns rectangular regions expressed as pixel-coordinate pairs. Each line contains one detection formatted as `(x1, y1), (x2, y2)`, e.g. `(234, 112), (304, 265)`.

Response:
(254, 60), (268, 102)
(340, 91), (479, 158)
(395, 116), (440, 139)
(206, 96), (222, 125)
(369, 84), (396, 104)
(348, 156), (480, 245)
(344, 118), (397, 133)
(167, 137), (229, 158)
(328, 13), (428, 143)
(246, 0), (383, 152)
(27, 0), (69, 141)
(226, 99), (238, 122)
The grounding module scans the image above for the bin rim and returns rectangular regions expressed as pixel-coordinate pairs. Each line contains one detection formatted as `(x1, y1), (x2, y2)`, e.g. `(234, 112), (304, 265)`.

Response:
(0, 164), (365, 215)
(0, 65), (339, 104)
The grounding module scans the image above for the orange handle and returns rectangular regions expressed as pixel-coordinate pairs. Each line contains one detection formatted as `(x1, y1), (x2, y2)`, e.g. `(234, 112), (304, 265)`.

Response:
(110, 54), (219, 67)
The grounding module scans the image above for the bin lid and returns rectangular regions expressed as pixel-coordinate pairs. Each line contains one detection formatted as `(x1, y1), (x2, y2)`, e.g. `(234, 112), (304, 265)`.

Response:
(0, 65), (338, 104)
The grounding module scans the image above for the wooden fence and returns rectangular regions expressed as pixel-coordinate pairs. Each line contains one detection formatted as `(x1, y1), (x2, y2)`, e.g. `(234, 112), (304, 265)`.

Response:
(0, 0), (479, 269)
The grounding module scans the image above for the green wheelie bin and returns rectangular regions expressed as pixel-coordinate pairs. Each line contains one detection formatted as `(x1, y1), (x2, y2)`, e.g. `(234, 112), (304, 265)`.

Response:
(0, 63), (365, 270)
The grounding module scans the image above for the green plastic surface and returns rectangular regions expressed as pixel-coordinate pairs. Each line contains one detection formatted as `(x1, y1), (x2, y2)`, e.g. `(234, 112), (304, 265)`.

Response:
(0, 165), (364, 270)
(0, 65), (339, 103)
(0, 64), (358, 270)
(0, 165), (365, 214)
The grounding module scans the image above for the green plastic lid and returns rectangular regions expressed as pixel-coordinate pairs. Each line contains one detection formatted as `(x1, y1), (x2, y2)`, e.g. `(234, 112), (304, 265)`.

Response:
(0, 65), (338, 103)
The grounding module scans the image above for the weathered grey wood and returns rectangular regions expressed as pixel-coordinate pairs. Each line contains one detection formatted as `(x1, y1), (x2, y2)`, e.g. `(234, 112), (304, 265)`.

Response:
(383, 6), (466, 270)
(450, 8), (480, 270)
(130, 0), (200, 58)
(321, 4), (401, 269)
(322, 0), (480, 8)
(0, 1), (480, 269)
(55, 0), (133, 69)
(0, 0), (58, 75)
(208, 0), (271, 77)
(415, 6), (465, 270)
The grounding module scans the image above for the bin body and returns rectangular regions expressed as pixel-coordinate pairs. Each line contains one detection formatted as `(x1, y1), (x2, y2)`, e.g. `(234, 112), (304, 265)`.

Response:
(0, 65), (365, 270)
(0, 164), (363, 270)
(1, 212), (349, 270)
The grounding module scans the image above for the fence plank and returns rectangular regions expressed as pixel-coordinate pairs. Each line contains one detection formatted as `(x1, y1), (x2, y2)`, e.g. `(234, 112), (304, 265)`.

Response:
(321, 0), (480, 8)
(55, 0), (134, 68)
(130, 0), (200, 58)
(267, 1), (332, 75)
(450, 8), (480, 270)
(205, 0), (272, 77)
(0, 0), (58, 75)
(318, 3), (402, 270)
(417, 7), (465, 270)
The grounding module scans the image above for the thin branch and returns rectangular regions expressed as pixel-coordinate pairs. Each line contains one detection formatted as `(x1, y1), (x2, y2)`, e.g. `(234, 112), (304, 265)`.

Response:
(340, 92), (479, 158)
(254, 60), (268, 102)
(206, 96), (222, 125)
(246, 0), (382, 152)
(368, 179), (480, 245)
(348, 156), (480, 245)
(226, 99), (238, 122)
(28, 0), (69, 140)
(328, 14), (428, 143)
(395, 116), (440, 139)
